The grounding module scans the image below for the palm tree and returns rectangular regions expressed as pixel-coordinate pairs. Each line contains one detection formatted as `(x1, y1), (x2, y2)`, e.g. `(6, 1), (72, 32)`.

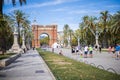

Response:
(111, 11), (120, 34)
(63, 24), (70, 47)
(3, 14), (15, 31)
(21, 18), (31, 48)
(0, 0), (26, 54)
(100, 11), (111, 48)
(63, 24), (70, 36)
(80, 16), (100, 45)
(0, 15), (13, 54)
(0, 0), (26, 15)
(110, 11), (120, 44)
(68, 29), (73, 47)
(74, 29), (81, 46)
(11, 10), (28, 46)
(24, 26), (33, 49)
(79, 22), (86, 37)
(83, 16), (97, 36)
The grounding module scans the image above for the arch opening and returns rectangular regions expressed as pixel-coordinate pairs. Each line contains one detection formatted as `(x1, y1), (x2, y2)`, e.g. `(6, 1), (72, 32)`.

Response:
(39, 33), (50, 48)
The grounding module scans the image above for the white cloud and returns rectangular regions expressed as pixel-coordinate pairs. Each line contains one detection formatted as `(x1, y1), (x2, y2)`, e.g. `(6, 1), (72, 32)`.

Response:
(69, 9), (101, 16)
(58, 23), (79, 31)
(49, 7), (68, 12)
(4, 0), (19, 5)
(106, 5), (120, 8)
(7, 0), (79, 12)
(69, 23), (79, 30)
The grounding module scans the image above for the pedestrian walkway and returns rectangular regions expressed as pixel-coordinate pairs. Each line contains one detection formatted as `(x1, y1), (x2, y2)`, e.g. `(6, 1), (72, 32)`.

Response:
(0, 49), (56, 80)
(47, 48), (120, 74)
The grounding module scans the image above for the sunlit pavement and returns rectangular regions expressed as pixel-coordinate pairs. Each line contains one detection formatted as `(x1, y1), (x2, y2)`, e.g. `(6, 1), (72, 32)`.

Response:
(0, 49), (55, 80)
(47, 48), (120, 74)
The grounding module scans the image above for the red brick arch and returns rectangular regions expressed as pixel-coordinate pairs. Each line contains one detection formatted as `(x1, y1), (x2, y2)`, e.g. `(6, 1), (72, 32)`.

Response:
(32, 25), (57, 48)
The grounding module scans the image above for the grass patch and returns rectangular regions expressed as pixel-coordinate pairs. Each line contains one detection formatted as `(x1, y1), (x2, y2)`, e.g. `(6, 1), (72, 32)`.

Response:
(0, 53), (16, 60)
(37, 48), (120, 80)
(101, 48), (109, 52)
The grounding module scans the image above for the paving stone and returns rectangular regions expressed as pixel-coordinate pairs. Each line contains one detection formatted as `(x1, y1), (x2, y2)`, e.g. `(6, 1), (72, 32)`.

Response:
(0, 49), (55, 80)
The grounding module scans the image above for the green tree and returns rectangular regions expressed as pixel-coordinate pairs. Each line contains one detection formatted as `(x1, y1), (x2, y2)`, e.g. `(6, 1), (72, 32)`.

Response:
(80, 16), (98, 45)
(63, 24), (70, 47)
(111, 11), (120, 34)
(100, 11), (111, 47)
(68, 29), (73, 46)
(21, 18), (31, 49)
(0, 0), (26, 15)
(111, 11), (120, 44)
(78, 11), (120, 48)
(0, 0), (26, 54)
(11, 10), (29, 46)
(40, 36), (50, 46)
(0, 15), (13, 54)
(73, 29), (85, 46)
(71, 37), (77, 46)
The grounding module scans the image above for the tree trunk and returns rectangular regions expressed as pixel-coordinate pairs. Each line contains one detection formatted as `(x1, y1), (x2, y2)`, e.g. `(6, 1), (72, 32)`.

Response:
(0, 0), (3, 15)
(17, 22), (21, 47)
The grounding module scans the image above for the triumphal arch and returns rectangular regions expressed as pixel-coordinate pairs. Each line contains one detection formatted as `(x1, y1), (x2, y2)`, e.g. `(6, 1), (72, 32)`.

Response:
(32, 24), (57, 48)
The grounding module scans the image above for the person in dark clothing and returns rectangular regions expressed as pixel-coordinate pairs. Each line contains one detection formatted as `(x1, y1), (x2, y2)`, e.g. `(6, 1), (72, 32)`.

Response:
(52, 48), (54, 53)
(71, 46), (75, 53)
(99, 45), (102, 53)
(95, 45), (98, 50)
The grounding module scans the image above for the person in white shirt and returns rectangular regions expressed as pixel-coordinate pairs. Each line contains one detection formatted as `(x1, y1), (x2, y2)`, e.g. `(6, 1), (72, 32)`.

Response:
(84, 45), (88, 58)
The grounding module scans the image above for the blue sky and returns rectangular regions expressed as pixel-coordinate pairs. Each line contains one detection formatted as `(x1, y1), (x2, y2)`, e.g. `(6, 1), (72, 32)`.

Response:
(3, 0), (120, 31)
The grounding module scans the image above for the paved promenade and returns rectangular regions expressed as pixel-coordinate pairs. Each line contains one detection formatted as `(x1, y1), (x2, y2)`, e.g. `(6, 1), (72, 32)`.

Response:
(47, 48), (120, 74)
(0, 49), (56, 80)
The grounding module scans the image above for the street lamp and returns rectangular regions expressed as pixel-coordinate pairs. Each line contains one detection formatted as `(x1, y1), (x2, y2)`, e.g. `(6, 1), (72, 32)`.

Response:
(83, 19), (100, 48)
(95, 25), (99, 48)
(34, 27), (35, 49)
(21, 27), (26, 52)
(77, 37), (80, 47)
(67, 36), (71, 48)
(103, 28), (107, 48)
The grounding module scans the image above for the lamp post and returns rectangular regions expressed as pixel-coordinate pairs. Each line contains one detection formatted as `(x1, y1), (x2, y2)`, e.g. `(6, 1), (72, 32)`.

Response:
(34, 28), (35, 49)
(25, 29), (31, 50)
(34, 38), (35, 50)
(21, 18), (26, 50)
(83, 21), (100, 48)
(95, 25), (99, 48)
(77, 37), (80, 47)
(103, 28), (107, 48)
(21, 28), (26, 52)
(67, 36), (71, 48)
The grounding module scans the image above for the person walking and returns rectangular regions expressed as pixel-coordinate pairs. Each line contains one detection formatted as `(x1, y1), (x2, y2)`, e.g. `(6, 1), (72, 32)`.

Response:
(95, 45), (98, 51)
(99, 45), (102, 53)
(89, 46), (93, 58)
(111, 46), (115, 58)
(108, 46), (112, 54)
(84, 45), (88, 58)
(71, 46), (75, 53)
(75, 46), (79, 55)
(115, 44), (120, 60)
